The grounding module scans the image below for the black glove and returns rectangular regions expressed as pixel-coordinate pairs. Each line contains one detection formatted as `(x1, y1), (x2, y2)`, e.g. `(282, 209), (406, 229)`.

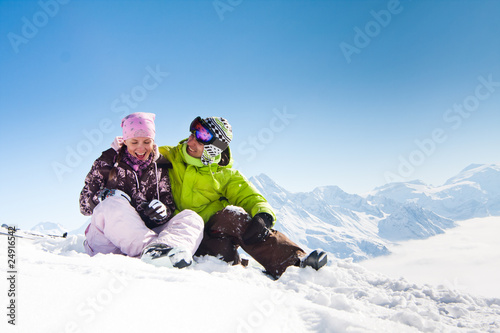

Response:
(97, 188), (112, 202)
(141, 200), (168, 221)
(97, 188), (131, 203)
(242, 213), (274, 245)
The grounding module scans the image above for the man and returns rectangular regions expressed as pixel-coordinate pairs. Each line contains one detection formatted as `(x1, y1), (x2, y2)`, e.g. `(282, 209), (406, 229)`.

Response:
(159, 116), (327, 278)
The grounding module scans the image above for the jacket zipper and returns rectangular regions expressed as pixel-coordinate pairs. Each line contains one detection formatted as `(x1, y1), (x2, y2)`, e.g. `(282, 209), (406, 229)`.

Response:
(132, 161), (160, 201)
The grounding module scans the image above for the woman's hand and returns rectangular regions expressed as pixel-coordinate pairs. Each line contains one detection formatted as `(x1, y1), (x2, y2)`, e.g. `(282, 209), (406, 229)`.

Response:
(141, 199), (168, 221)
(97, 188), (131, 203)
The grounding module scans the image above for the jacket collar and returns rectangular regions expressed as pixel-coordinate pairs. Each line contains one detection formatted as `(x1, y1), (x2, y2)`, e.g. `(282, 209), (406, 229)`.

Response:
(178, 139), (233, 168)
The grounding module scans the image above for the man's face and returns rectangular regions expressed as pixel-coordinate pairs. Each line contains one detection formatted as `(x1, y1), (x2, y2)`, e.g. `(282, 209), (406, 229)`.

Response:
(186, 134), (204, 158)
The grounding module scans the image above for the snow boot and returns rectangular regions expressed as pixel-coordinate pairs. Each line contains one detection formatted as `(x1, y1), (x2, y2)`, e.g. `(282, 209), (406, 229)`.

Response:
(300, 250), (328, 271)
(141, 243), (192, 268)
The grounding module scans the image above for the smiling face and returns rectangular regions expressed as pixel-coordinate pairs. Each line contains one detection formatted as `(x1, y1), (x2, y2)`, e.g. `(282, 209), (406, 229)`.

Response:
(124, 137), (154, 161)
(186, 133), (204, 158)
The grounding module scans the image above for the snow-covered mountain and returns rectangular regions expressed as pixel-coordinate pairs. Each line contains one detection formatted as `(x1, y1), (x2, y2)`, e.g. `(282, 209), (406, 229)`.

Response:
(369, 164), (500, 221)
(250, 163), (500, 261)
(30, 221), (68, 235)
(377, 203), (455, 242)
(250, 175), (454, 262)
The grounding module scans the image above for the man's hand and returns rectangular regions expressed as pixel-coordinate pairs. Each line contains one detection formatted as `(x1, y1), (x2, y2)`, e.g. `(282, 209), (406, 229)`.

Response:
(242, 213), (274, 245)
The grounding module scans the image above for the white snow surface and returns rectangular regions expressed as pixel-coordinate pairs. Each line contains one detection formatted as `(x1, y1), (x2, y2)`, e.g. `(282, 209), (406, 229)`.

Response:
(1, 225), (499, 333)
(361, 216), (500, 300)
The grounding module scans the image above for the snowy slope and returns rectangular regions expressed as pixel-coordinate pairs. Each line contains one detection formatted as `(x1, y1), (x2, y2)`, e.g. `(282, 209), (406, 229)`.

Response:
(362, 216), (500, 300)
(378, 203), (455, 242)
(1, 234), (499, 333)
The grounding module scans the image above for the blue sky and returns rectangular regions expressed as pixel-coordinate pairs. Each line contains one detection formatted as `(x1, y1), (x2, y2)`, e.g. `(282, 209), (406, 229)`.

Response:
(1, 0), (499, 231)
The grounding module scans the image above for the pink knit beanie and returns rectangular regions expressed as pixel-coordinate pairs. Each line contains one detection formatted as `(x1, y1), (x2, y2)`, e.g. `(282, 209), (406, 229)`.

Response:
(121, 112), (156, 140)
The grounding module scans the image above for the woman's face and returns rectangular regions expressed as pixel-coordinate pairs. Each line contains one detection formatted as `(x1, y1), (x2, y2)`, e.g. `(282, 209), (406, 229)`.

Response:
(186, 133), (204, 158)
(124, 137), (154, 161)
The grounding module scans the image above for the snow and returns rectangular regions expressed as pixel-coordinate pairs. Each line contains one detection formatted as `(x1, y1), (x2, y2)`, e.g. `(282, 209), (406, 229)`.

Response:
(361, 216), (500, 300)
(1, 222), (500, 333)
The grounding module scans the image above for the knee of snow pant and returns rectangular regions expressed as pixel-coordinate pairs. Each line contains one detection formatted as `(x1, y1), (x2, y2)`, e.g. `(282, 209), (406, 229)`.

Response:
(154, 209), (204, 256)
(242, 229), (307, 279)
(84, 222), (122, 256)
(195, 234), (241, 265)
(207, 206), (251, 241)
(90, 196), (157, 257)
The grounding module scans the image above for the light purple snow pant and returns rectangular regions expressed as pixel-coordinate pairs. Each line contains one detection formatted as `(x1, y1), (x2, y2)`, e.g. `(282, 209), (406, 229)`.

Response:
(84, 196), (204, 258)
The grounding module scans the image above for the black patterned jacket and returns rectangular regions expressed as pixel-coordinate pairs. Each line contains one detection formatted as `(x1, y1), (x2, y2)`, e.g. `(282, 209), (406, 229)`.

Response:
(79, 146), (176, 229)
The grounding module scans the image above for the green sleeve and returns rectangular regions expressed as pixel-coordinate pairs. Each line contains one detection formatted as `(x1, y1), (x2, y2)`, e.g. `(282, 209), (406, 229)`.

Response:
(221, 169), (276, 224)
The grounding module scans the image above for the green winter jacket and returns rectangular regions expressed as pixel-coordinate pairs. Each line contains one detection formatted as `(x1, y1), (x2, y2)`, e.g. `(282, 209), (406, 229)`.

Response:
(159, 140), (276, 224)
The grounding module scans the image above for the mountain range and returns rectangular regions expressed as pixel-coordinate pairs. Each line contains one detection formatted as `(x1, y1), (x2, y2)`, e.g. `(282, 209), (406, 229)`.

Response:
(249, 163), (500, 261)
(369, 164), (500, 220)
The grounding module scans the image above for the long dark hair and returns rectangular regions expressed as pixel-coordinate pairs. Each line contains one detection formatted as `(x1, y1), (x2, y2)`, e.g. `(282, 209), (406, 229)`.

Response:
(107, 145), (127, 184)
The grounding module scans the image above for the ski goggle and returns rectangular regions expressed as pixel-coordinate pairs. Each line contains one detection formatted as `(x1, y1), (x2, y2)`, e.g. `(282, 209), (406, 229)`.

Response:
(189, 117), (230, 152)
(189, 117), (216, 145)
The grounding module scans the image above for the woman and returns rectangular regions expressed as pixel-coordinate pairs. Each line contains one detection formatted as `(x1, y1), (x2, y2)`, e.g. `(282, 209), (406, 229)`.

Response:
(79, 112), (204, 268)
